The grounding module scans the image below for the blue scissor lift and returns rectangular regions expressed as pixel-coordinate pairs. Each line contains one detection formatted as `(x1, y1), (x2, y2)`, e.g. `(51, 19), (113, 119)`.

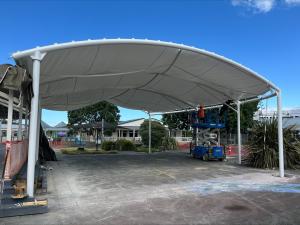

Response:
(190, 110), (226, 161)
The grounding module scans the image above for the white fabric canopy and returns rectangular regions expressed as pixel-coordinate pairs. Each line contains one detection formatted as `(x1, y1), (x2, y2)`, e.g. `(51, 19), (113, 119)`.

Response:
(12, 39), (277, 112)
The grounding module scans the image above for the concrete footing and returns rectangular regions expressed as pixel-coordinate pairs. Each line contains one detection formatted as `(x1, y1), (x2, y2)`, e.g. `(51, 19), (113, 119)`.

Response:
(0, 163), (48, 217)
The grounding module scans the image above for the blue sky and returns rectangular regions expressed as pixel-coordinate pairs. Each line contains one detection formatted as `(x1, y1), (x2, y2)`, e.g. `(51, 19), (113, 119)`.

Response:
(0, 0), (299, 126)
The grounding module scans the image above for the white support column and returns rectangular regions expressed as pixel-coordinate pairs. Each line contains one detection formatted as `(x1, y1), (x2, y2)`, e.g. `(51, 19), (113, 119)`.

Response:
(196, 127), (198, 146)
(101, 118), (104, 142)
(133, 128), (135, 141)
(148, 113), (151, 154)
(24, 106), (28, 139)
(18, 97), (23, 141)
(237, 101), (242, 165)
(27, 51), (45, 197)
(7, 90), (14, 142)
(35, 105), (41, 161)
(0, 119), (2, 143)
(277, 90), (284, 177)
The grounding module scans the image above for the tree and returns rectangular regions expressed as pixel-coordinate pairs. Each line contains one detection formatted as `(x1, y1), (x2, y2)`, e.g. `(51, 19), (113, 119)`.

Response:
(161, 112), (190, 135)
(140, 120), (166, 148)
(161, 101), (258, 135)
(226, 101), (259, 133)
(68, 101), (120, 135)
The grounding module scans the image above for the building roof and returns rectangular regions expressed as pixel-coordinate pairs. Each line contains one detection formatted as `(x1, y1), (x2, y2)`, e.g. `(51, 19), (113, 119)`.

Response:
(256, 107), (300, 119)
(283, 117), (300, 131)
(54, 121), (67, 128)
(41, 120), (52, 129)
(73, 121), (114, 129)
(119, 118), (145, 125)
(118, 118), (145, 130)
(42, 120), (69, 132)
(12, 39), (277, 113)
(118, 118), (163, 130)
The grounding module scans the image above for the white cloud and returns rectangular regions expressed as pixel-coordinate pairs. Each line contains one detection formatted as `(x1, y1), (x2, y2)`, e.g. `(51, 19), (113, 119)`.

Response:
(231, 0), (275, 13)
(285, 0), (300, 5)
(232, 0), (300, 13)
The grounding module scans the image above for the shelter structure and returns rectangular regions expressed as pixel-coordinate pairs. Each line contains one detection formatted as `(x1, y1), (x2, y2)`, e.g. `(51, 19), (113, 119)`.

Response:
(9, 39), (284, 198)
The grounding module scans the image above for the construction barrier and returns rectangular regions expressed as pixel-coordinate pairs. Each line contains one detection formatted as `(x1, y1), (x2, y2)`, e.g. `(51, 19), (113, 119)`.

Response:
(225, 145), (248, 156)
(4, 140), (28, 179)
(176, 142), (248, 155)
(177, 141), (191, 151)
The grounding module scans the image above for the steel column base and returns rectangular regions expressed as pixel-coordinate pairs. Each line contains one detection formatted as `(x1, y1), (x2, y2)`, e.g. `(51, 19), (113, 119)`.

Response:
(0, 197), (48, 218)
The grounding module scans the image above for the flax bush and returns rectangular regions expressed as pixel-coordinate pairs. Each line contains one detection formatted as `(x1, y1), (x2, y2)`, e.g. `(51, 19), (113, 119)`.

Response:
(243, 118), (300, 169)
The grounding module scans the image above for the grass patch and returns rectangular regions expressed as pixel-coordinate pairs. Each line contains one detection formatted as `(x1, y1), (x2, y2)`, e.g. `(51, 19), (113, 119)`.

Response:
(61, 147), (118, 155)
(61, 146), (162, 155)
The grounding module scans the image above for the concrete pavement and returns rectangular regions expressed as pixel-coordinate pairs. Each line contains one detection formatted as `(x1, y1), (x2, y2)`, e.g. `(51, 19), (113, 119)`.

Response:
(1, 151), (300, 225)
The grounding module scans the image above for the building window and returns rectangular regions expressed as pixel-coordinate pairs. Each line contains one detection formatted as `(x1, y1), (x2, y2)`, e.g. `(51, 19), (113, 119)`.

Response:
(122, 130), (127, 137)
(129, 130), (133, 137)
(135, 131), (138, 137)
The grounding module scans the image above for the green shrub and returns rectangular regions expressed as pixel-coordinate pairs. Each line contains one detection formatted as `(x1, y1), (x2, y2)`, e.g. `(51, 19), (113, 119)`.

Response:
(140, 120), (166, 148)
(101, 141), (115, 151)
(244, 118), (300, 169)
(135, 143), (143, 148)
(161, 137), (178, 150)
(115, 139), (136, 151)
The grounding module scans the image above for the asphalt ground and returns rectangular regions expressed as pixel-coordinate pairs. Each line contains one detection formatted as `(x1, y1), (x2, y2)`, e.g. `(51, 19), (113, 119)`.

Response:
(1, 150), (300, 225)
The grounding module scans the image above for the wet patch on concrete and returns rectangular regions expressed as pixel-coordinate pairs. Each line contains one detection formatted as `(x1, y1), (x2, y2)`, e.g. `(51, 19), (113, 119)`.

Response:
(184, 173), (300, 195)
(224, 204), (251, 211)
(187, 182), (300, 195)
